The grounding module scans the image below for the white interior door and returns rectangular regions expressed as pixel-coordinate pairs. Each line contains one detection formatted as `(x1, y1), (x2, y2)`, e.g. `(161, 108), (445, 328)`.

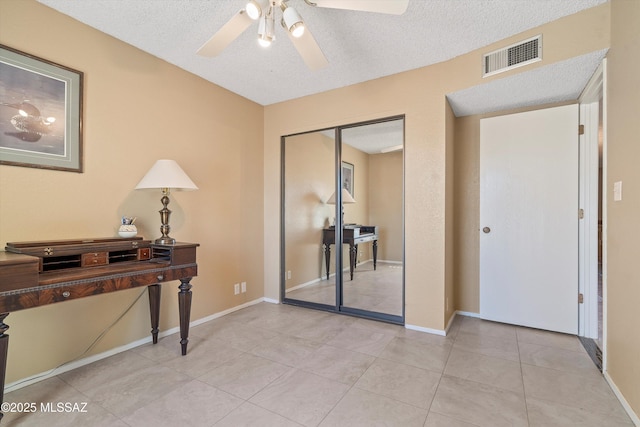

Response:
(480, 104), (579, 334)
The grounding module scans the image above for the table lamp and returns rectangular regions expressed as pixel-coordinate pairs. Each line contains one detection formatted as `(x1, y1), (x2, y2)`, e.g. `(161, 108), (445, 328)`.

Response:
(135, 159), (198, 245)
(327, 188), (356, 225)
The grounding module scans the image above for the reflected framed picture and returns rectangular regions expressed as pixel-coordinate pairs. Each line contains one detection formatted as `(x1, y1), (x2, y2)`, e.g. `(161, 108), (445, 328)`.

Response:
(342, 161), (354, 197)
(0, 44), (83, 172)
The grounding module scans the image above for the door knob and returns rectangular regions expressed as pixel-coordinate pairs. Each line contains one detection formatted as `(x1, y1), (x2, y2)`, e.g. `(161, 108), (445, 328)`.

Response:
(483, 227), (491, 234)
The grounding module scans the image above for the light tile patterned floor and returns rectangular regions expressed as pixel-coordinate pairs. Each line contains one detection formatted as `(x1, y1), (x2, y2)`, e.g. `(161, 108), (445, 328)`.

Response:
(286, 261), (403, 317)
(3, 303), (634, 426)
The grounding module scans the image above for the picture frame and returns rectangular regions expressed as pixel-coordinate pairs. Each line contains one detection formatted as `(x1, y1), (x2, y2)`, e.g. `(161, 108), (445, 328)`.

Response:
(0, 44), (83, 172)
(342, 161), (354, 197)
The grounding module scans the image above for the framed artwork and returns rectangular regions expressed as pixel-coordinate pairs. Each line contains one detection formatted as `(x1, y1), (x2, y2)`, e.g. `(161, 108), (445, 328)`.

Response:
(0, 44), (83, 172)
(342, 161), (354, 197)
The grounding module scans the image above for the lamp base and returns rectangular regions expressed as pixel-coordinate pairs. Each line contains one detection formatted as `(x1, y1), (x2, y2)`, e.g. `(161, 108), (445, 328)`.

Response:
(155, 237), (176, 245)
(156, 190), (176, 246)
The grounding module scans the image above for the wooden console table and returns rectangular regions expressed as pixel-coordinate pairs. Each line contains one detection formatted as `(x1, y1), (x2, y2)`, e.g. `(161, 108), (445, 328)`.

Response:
(322, 225), (378, 280)
(0, 237), (199, 420)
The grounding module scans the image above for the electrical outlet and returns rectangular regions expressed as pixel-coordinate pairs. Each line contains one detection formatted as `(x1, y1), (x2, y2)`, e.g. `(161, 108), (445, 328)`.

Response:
(287, 270), (291, 280)
(446, 297), (450, 311)
(234, 283), (240, 295)
(241, 282), (246, 293)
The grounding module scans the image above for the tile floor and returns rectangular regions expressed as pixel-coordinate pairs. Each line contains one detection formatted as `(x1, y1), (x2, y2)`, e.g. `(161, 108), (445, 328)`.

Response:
(286, 261), (403, 316)
(3, 302), (634, 426)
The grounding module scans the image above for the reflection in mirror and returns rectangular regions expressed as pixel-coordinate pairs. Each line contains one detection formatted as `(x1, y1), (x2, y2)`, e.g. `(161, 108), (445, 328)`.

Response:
(283, 130), (336, 306)
(340, 119), (404, 317)
(282, 116), (404, 322)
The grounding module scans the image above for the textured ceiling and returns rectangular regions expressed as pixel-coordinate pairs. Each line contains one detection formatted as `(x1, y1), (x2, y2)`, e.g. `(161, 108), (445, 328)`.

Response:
(37, 0), (607, 114)
(320, 119), (405, 154)
(448, 49), (608, 117)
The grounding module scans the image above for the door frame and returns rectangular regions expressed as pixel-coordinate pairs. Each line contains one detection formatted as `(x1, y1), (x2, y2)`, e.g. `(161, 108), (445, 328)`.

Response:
(578, 59), (607, 362)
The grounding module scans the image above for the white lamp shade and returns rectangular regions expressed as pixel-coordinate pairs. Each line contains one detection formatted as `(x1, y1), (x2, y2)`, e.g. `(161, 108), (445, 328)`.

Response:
(258, 13), (275, 47)
(327, 188), (356, 204)
(245, 0), (268, 20)
(283, 6), (305, 37)
(135, 159), (198, 191)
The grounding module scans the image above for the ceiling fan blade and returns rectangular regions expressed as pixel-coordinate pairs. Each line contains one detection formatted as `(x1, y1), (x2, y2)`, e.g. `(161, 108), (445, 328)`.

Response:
(197, 10), (253, 57)
(287, 26), (329, 71)
(310, 0), (409, 15)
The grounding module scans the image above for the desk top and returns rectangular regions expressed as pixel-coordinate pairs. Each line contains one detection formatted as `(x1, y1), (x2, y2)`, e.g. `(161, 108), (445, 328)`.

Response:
(0, 238), (199, 312)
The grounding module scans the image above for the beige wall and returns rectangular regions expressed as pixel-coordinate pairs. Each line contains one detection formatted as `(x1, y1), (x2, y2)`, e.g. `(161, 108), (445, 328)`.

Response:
(368, 151), (403, 262)
(283, 131), (334, 288)
(606, 0), (640, 415)
(264, 4), (611, 331)
(452, 113), (479, 313)
(444, 101), (456, 324)
(0, 0), (264, 383)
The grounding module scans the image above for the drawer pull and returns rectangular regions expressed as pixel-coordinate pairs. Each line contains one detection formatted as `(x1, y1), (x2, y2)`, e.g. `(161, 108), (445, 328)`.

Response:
(157, 275), (164, 281)
(62, 291), (71, 298)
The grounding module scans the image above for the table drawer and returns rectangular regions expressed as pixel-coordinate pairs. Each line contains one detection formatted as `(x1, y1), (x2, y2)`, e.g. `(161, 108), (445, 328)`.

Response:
(39, 282), (117, 304)
(138, 248), (151, 260)
(81, 252), (108, 267)
(354, 235), (377, 244)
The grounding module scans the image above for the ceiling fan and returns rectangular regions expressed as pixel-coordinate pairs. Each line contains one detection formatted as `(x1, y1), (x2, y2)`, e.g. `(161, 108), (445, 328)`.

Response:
(197, 0), (409, 70)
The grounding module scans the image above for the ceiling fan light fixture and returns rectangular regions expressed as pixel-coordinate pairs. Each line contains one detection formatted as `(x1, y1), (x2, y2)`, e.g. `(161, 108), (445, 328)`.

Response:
(245, 0), (268, 20)
(289, 21), (305, 38)
(258, 35), (273, 47)
(258, 11), (275, 47)
(282, 4), (305, 38)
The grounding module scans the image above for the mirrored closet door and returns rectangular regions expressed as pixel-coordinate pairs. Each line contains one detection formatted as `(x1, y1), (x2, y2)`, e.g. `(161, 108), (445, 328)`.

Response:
(282, 129), (337, 308)
(281, 116), (404, 324)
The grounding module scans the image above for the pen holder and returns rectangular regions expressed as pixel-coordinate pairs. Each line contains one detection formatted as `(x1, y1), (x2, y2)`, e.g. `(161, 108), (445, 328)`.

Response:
(118, 224), (137, 238)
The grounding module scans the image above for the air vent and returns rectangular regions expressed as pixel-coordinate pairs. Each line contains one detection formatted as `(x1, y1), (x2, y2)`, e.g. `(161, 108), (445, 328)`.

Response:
(483, 35), (542, 77)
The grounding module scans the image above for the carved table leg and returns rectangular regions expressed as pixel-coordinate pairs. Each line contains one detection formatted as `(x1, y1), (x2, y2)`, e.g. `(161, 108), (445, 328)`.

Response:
(178, 278), (192, 356)
(349, 244), (357, 280)
(354, 244), (359, 270)
(373, 240), (378, 270)
(148, 284), (161, 344)
(323, 244), (331, 280)
(0, 313), (9, 422)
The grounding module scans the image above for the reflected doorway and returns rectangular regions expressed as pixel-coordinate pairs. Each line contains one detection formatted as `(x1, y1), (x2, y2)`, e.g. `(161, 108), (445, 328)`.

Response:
(281, 116), (404, 324)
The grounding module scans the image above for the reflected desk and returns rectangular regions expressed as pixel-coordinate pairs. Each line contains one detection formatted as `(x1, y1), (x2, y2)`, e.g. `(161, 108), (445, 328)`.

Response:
(0, 237), (199, 421)
(322, 225), (378, 280)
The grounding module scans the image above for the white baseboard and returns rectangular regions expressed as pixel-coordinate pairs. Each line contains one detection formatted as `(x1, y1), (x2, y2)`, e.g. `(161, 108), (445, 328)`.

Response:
(4, 335), (156, 394)
(190, 297), (265, 327)
(604, 370), (640, 426)
(404, 323), (446, 336)
(444, 311), (457, 335)
(455, 310), (481, 318)
(286, 277), (322, 292)
(4, 297), (269, 394)
(285, 259), (399, 294)
(405, 310), (479, 338)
